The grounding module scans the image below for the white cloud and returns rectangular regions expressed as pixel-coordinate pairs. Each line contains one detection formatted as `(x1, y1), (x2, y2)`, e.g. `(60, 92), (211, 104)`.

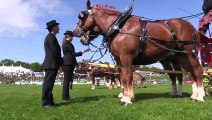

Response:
(0, 0), (74, 37)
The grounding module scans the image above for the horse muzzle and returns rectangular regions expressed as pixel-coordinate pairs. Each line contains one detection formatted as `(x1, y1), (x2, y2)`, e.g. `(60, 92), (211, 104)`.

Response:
(80, 39), (90, 45)
(73, 29), (82, 37)
(80, 34), (91, 45)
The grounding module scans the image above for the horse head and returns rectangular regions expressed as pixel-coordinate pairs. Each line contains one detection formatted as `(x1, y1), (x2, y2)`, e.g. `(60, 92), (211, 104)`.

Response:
(73, 0), (101, 45)
(73, 0), (121, 45)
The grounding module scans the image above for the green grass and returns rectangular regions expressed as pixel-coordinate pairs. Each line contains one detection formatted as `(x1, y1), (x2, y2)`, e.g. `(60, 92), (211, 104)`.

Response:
(0, 84), (212, 120)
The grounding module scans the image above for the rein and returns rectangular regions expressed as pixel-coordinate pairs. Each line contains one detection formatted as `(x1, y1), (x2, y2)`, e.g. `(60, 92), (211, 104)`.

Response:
(88, 39), (108, 62)
(180, 12), (204, 20)
(139, 12), (204, 21)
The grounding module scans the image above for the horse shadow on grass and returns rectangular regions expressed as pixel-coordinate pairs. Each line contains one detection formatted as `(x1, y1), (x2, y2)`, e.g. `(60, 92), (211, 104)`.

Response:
(133, 92), (191, 102)
(56, 92), (192, 107)
(112, 92), (191, 102)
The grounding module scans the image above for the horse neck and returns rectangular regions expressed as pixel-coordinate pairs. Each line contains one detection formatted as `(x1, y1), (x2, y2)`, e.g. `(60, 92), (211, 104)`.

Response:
(93, 8), (120, 35)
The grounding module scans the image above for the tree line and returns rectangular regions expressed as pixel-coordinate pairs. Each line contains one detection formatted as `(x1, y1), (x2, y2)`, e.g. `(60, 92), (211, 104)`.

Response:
(0, 59), (42, 72)
(0, 59), (160, 72)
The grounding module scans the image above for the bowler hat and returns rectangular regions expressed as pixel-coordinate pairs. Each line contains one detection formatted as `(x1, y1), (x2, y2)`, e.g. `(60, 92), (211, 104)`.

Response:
(64, 30), (74, 36)
(46, 20), (59, 29)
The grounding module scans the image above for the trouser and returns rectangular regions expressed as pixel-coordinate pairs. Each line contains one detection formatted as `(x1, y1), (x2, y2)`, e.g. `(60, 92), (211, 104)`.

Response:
(42, 69), (58, 106)
(62, 65), (75, 100)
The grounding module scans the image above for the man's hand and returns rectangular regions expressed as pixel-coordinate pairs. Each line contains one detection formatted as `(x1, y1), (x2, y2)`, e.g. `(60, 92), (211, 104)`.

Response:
(82, 48), (90, 54)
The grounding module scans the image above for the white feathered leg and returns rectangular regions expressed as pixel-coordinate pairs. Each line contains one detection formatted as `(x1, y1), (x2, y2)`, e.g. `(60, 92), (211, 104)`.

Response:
(118, 86), (124, 99)
(196, 85), (205, 102)
(190, 82), (198, 100)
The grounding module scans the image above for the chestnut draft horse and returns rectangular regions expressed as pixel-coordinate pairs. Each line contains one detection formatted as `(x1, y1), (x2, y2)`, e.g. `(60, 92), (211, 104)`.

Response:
(78, 61), (120, 89)
(73, 0), (205, 106)
(89, 66), (120, 89)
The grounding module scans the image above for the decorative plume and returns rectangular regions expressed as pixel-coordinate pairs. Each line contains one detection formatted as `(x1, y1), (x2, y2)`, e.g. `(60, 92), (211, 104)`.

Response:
(95, 4), (115, 9)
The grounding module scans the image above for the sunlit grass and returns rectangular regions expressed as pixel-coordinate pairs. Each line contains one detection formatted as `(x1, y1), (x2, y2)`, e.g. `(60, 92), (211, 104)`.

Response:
(0, 84), (212, 120)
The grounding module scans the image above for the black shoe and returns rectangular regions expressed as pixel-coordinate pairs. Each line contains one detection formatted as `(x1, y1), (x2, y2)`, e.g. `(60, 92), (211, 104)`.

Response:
(50, 101), (56, 106)
(42, 104), (54, 108)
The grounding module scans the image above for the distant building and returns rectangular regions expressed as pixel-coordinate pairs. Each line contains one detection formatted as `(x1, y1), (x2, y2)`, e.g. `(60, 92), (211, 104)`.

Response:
(0, 64), (31, 74)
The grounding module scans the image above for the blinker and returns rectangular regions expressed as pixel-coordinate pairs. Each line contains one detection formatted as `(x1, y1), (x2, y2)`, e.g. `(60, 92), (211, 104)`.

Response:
(78, 11), (85, 20)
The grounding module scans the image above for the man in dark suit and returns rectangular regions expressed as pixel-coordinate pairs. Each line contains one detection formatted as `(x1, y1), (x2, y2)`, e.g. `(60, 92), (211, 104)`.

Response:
(42, 20), (63, 108)
(61, 30), (89, 101)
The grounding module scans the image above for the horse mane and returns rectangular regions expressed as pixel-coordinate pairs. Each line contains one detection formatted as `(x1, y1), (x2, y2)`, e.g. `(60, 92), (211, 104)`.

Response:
(93, 7), (121, 16)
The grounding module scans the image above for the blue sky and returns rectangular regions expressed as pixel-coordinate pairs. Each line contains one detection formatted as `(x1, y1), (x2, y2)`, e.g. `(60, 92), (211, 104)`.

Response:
(0, 0), (206, 68)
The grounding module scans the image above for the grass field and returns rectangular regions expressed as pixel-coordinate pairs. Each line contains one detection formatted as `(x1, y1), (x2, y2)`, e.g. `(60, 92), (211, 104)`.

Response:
(0, 84), (212, 120)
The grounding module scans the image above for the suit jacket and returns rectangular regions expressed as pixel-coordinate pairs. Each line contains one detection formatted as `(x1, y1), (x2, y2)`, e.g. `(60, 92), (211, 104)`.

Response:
(62, 42), (82, 66)
(42, 33), (63, 70)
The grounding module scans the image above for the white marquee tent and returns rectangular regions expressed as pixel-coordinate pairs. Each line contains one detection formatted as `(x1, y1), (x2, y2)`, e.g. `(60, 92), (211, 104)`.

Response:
(0, 64), (31, 74)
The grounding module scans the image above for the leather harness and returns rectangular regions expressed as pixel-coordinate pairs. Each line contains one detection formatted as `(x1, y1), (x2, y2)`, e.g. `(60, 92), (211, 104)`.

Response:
(102, 6), (198, 57)
(104, 4), (133, 43)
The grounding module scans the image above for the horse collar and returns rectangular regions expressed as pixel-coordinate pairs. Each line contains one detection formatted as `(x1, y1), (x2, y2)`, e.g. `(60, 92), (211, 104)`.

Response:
(104, 4), (133, 43)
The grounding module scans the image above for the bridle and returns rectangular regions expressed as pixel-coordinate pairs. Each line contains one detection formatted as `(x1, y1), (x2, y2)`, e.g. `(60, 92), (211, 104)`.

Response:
(75, 8), (108, 62)
(76, 10), (91, 36)
(74, 7), (121, 44)
(75, 9), (100, 43)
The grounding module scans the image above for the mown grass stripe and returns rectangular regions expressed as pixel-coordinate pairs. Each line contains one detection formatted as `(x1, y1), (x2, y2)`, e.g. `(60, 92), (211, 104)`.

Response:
(0, 84), (212, 120)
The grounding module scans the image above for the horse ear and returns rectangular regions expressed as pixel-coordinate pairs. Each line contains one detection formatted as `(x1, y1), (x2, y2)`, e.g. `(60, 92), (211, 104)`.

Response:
(87, 0), (92, 9)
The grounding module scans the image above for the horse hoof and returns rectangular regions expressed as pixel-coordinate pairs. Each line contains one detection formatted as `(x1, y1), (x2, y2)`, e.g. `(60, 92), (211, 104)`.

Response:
(120, 102), (128, 107)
